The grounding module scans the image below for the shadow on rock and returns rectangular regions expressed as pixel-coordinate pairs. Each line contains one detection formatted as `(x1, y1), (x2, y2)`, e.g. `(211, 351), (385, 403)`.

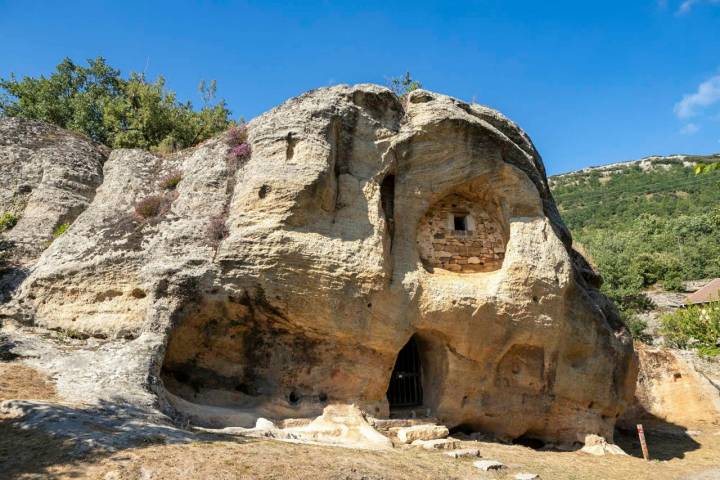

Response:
(0, 398), (255, 479)
(615, 410), (701, 460)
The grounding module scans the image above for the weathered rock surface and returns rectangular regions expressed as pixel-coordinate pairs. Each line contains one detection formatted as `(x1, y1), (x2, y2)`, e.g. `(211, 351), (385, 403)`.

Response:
(474, 459), (506, 471)
(0, 118), (107, 302)
(579, 433), (627, 456)
(620, 344), (720, 429)
(412, 438), (461, 450)
(1, 84), (636, 445)
(397, 424), (449, 444)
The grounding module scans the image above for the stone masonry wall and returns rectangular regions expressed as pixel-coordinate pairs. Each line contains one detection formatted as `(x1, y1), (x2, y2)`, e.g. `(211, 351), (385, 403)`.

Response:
(417, 194), (506, 273)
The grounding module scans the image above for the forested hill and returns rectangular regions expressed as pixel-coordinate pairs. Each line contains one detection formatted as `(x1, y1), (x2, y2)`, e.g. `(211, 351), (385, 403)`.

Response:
(549, 153), (720, 309)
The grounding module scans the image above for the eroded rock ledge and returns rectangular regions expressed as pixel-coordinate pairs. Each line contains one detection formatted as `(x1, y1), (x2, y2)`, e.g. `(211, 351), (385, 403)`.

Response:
(0, 85), (637, 445)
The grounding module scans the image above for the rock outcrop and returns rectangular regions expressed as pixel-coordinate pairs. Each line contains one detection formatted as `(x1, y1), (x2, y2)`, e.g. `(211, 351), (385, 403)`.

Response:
(620, 344), (720, 429)
(0, 118), (107, 302)
(0, 85), (637, 446)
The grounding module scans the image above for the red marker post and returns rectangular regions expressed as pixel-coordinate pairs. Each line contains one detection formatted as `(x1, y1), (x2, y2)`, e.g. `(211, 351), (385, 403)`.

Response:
(637, 424), (650, 461)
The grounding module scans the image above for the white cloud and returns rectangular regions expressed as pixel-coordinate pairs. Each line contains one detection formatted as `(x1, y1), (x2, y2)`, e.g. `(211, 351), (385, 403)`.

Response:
(680, 123), (700, 134)
(674, 74), (720, 118)
(677, 0), (720, 14)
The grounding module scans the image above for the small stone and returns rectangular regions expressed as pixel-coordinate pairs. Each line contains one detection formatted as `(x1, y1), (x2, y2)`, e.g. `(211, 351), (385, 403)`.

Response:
(467, 256), (481, 264)
(254, 417), (275, 430)
(473, 460), (506, 471)
(514, 474), (541, 480)
(445, 448), (480, 458)
(580, 434), (627, 456)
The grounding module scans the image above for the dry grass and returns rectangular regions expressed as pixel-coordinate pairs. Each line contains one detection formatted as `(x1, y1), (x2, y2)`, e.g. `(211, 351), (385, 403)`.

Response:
(0, 362), (57, 402)
(1, 363), (719, 479)
(0, 428), (716, 480)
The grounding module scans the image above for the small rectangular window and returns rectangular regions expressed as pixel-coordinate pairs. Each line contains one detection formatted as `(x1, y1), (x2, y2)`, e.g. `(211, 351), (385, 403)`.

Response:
(454, 215), (467, 231)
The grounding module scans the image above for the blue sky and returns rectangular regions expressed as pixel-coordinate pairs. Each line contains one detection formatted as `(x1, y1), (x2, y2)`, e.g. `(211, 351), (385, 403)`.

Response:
(1, 0), (719, 174)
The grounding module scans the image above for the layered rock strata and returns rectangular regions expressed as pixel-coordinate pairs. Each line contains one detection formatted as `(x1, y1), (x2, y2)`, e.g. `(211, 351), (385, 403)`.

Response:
(1, 85), (637, 445)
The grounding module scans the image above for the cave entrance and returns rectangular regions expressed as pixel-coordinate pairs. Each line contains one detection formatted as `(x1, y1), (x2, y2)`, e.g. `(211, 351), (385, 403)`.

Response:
(387, 336), (423, 409)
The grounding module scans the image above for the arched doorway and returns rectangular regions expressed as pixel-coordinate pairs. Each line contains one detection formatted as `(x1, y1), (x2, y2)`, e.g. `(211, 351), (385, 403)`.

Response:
(387, 336), (423, 408)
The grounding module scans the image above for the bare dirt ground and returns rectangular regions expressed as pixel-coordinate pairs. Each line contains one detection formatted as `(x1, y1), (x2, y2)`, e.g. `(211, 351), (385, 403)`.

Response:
(1, 362), (719, 480)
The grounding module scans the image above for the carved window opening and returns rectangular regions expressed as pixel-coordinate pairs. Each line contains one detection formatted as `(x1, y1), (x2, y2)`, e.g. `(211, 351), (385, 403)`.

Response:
(417, 193), (507, 273)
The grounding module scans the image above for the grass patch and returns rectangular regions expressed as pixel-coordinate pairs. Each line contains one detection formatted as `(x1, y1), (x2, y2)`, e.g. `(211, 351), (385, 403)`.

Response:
(159, 170), (182, 190)
(52, 222), (70, 238)
(0, 212), (19, 232)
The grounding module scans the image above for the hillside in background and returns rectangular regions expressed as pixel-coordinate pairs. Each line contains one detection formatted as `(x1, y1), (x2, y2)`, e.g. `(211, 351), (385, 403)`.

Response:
(550, 154), (720, 316)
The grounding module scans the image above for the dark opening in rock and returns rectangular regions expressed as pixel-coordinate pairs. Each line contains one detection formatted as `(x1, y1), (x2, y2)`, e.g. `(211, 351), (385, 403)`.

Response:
(513, 434), (546, 449)
(380, 174), (395, 245)
(387, 336), (423, 408)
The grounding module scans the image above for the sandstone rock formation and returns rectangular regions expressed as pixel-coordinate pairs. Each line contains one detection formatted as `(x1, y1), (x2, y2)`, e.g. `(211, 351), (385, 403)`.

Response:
(0, 118), (107, 301)
(620, 344), (720, 429)
(0, 85), (636, 446)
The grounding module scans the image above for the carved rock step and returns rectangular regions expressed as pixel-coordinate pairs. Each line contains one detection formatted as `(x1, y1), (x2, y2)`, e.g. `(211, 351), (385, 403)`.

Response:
(411, 438), (462, 450)
(396, 424), (449, 444)
(371, 417), (439, 434)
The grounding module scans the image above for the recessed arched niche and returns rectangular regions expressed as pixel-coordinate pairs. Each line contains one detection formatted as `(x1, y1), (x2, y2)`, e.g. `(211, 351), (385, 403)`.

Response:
(417, 192), (507, 273)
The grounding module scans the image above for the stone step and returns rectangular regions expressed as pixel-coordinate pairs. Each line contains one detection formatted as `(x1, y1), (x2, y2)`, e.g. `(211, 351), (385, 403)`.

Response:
(412, 438), (462, 450)
(370, 417), (440, 432)
(396, 424), (449, 444)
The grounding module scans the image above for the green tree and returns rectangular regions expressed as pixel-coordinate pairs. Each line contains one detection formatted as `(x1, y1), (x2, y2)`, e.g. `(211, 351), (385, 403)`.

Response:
(0, 57), (232, 152)
(388, 72), (422, 96)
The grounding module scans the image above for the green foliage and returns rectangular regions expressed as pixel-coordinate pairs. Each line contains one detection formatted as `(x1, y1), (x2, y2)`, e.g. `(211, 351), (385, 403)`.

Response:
(0, 57), (232, 151)
(622, 310), (652, 343)
(0, 212), (19, 232)
(52, 222), (70, 238)
(388, 72), (422, 96)
(552, 163), (720, 311)
(695, 162), (720, 174)
(660, 303), (720, 356)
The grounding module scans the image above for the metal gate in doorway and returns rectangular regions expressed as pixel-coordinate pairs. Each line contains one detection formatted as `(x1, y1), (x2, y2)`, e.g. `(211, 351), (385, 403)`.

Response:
(386, 337), (423, 408)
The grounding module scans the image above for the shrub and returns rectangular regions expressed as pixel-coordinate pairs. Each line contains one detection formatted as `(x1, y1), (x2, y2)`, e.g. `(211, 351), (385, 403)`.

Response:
(662, 274), (685, 292)
(228, 143), (251, 160)
(660, 302), (720, 356)
(225, 125), (251, 164)
(226, 124), (247, 146)
(134, 194), (172, 219)
(207, 215), (229, 244)
(159, 170), (182, 190)
(0, 57), (232, 150)
(52, 222), (70, 238)
(0, 212), (18, 232)
(622, 311), (652, 344)
(388, 72), (422, 96)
